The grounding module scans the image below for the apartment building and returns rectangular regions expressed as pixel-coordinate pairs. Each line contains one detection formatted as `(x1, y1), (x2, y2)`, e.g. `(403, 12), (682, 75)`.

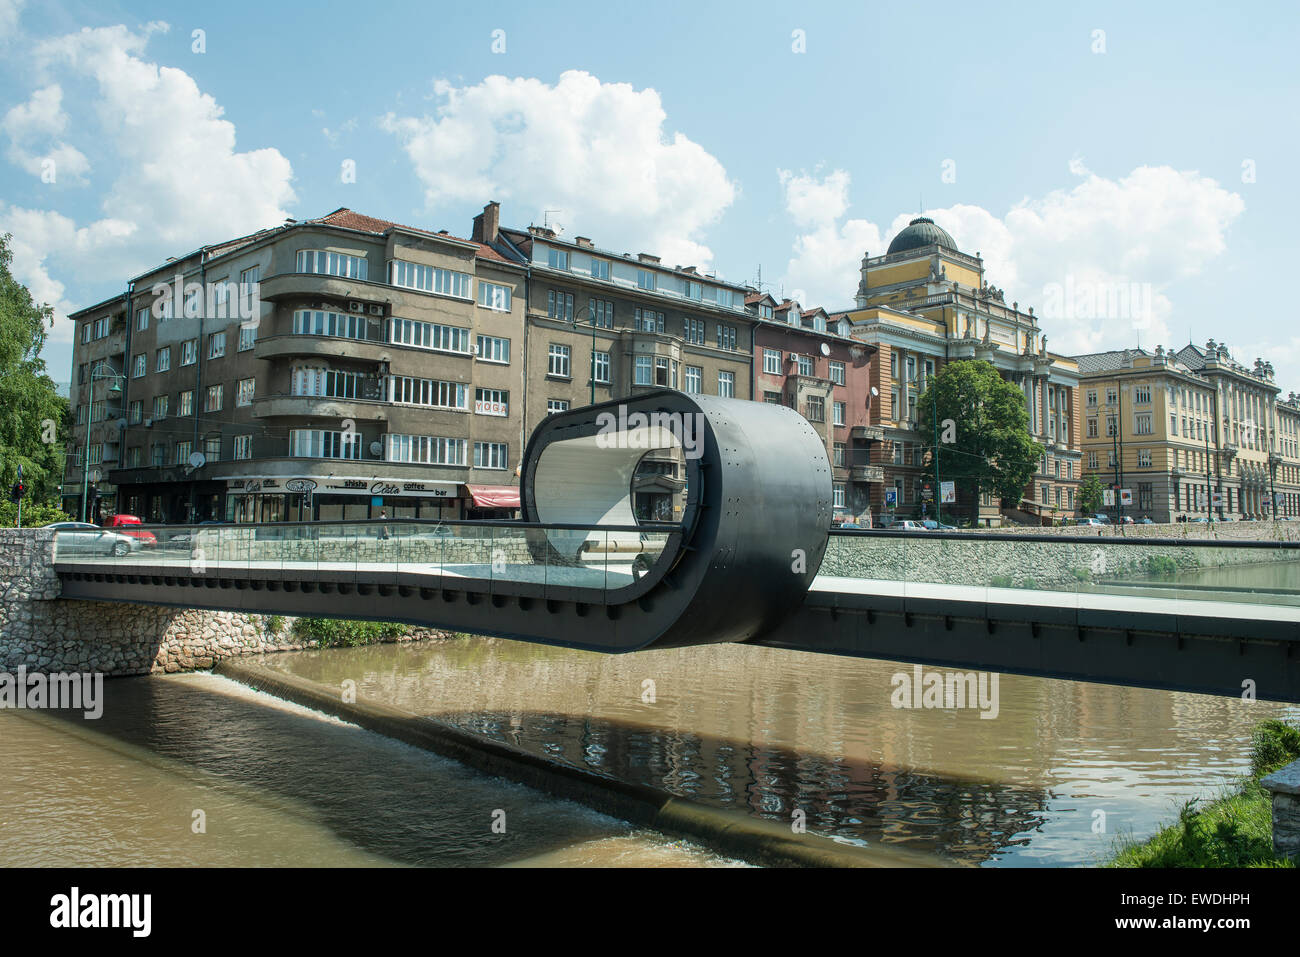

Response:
(1174, 340), (1295, 519)
(844, 217), (1083, 525)
(65, 209), (528, 524)
(746, 293), (880, 520)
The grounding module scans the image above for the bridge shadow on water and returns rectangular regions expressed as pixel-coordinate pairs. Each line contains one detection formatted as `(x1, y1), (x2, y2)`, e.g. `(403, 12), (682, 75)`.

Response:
(437, 709), (1052, 866)
(37, 676), (653, 867)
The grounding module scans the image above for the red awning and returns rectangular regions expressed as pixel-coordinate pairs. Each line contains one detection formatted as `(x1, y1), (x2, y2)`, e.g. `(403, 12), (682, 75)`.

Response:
(465, 484), (521, 509)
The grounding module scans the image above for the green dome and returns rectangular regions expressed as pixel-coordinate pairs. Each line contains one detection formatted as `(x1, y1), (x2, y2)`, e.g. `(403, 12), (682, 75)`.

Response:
(887, 217), (957, 255)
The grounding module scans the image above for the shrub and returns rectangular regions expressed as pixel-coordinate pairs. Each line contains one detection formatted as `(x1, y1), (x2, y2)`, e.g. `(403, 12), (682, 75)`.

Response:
(264, 615), (286, 636)
(989, 575), (1014, 588)
(291, 617), (408, 648)
(1143, 555), (1179, 578)
(1251, 719), (1300, 777)
(4, 502), (72, 527)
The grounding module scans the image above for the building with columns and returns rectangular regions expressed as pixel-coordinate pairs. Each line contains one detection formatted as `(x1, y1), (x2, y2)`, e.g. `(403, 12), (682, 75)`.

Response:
(842, 217), (1083, 525)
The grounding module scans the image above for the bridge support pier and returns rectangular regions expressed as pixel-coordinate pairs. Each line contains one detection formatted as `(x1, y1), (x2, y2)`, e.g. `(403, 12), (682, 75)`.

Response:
(1261, 759), (1300, 862)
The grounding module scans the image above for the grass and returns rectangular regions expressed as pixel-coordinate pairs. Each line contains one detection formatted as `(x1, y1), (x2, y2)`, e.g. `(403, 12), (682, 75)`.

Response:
(291, 617), (409, 648)
(1107, 719), (1300, 868)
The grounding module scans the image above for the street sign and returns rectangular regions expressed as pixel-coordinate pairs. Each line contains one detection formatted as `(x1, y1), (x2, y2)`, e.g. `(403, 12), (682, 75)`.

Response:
(940, 481), (956, 504)
(885, 489), (898, 507)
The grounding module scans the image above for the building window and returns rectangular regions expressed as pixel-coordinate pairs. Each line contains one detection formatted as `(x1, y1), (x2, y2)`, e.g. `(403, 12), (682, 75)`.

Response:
(833, 401), (846, 427)
(763, 349), (782, 375)
(389, 260), (471, 298)
(893, 442), (904, 465)
(718, 371), (735, 398)
(474, 442), (508, 470)
(635, 308), (665, 333)
(1134, 385), (1152, 404)
(591, 299), (615, 329)
(234, 435), (252, 460)
(181, 340), (197, 365)
(298, 249), (367, 279)
(294, 309), (373, 341)
(1087, 451), (1098, 469)
(125, 447), (141, 468)
(1087, 418), (1098, 438)
(547, 290), (575, 322)
(634, 355), (653, 386)
(685, 366), (703, 394)
(1106, 415), (1118, 437)
(715, 288), (734, 309)
(174, 441), (192, 466)
(1086, 390), (1097, 407)
(1137, 448), (1152, 468)
(155, 347), (170, 372)
(205, 384), (223, 412)
(548, 344), (571, 378)
(473, 388), (509, 416)
(136, 308), (149, 331)
(389, 318), (471, 354)
(637, 269), (655, 291)
(386, 376), (467, 410)
(288, 430), (361, 460)
(178, 390), (193, 416)
(208, 331), (226, 359)
(152, 395), (168, 420)
(204, 435), (221, 463)
(592, 351), (611, 385)
(383, 433), (464, 466)
(763, 390), (782, 404)
(796, 355), (813, 377)
(152, 444), (165, 467)
(476, 335), (510, 364)
(128, 400), (142, 424)
(684, 317), (706, 344)
(833, 443), (846, 467)
(805, 395), (825, 422)
(238, 324), (257, 351)
(829, 361), (845, 386)
(1134, 413), (1153, 435)
(715, 324), (737, 351)
(590, 259), (610, 280)
(133, 354), (146, 378)
(833, 485), (846, 509)
(237, 378), (256, 407)
(547, 248), (569, 271)
(547, 399), (569, 415)
(760, 304), (774, 319)
(477, 280), (512, 311)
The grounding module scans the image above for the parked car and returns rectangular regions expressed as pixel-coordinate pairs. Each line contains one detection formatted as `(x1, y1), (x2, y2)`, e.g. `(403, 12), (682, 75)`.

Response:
(1187, 517), (1209, 523)
(1138, 517), (1155, 525)
(44, 521), (140, 557)
(838, 521), (863, 529)
(890, 520), (928, 531)
(1076, 517), (1105, 527)
(920, 519), (955, 530)
(106, 513), (157, 548)
(1092, 513), (1114, 524)
(1119, 515), (1135, 525)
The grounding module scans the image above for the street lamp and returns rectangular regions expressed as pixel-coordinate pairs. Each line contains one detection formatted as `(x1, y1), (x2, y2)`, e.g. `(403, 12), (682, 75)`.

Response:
(571, 304), (606, 406)
(81, 363), (127, 523)
(1106, 391), (1124, 523)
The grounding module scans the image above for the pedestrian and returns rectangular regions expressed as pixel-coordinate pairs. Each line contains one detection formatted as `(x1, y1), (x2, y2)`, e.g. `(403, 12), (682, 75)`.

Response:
(378, 508), (390, 541)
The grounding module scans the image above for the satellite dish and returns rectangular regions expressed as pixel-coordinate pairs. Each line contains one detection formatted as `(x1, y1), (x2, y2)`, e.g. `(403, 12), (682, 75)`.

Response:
(820, 342), (831, 357)
(870, 386), (880, 397)
(188, 452), (206, 469)
(369, 441), (383, 456)
(90, 468), (102, 484)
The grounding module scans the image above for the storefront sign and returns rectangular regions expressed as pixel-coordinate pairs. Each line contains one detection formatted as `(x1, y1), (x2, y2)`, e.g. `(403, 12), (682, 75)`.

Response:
(284, 479), (318, 493)
(474, 399), (508, 416)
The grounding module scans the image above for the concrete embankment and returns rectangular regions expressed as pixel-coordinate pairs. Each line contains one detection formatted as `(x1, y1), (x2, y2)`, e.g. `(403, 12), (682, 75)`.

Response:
(215, 657), (947, 869)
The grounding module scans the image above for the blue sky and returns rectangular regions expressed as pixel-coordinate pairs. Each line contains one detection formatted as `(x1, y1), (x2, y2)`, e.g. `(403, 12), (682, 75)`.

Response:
(2, 0), (1297, 391)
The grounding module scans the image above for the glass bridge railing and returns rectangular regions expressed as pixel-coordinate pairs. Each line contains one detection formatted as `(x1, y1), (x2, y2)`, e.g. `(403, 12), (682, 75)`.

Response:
(51, 520), (678, 594)
(822, 529), (1300, 611)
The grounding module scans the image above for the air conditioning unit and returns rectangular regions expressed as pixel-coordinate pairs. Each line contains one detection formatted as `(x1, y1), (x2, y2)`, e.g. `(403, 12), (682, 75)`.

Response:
(143, 418), (153, 428)
(788, 353), (799, 362)
(369, 304), (384, 316)
(471, 344), (480, 356)
(348, 300), (364, 313)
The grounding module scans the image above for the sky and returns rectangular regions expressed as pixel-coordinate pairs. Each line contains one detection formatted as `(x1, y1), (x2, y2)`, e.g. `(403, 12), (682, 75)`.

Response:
(2, 0), (1298, 394)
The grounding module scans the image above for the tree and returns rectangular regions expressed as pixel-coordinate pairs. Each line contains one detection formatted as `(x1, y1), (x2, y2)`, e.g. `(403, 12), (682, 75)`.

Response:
(1077, 473), (1105, 516)
(0, 233), (68, 512)
(916, 359), (1042, 527)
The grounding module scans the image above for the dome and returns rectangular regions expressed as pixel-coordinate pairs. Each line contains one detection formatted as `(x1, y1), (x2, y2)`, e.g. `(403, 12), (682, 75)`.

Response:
(886, 216), (957, 255)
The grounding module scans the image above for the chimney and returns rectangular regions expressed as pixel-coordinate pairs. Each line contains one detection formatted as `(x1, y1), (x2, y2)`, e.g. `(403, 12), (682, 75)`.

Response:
(681, 266), (698, 275)
(472, 201), (501, 245)
(574, 236), (594, 248)
(637, 253), (661, 264)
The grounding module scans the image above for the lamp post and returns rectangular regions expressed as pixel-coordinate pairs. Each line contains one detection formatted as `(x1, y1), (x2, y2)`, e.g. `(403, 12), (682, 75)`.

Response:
(571, 304), (604, 406)
(81, 363), (126, 523)
(1107, 392), (1124, 523)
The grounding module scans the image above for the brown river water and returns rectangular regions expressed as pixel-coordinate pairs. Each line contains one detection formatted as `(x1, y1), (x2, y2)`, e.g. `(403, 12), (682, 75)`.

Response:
(2, 638), (1295, 867)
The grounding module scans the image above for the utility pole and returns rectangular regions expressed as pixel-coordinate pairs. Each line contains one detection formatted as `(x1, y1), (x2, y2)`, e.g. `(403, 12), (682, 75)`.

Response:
(932, 389), (941, 525)
(1204, 396), (1214, 522)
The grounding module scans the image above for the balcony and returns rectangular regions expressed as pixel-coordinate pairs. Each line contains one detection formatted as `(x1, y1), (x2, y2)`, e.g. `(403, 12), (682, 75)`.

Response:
(254, 334), (392, 365)
(251, 394), (389, 422)
(850, 465), (885, 483)
(850, 424), (884, 442)
(256, 272), (393, 306)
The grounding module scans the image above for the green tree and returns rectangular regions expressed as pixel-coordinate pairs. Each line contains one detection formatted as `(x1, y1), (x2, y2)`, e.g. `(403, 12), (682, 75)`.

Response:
(916, 359), (1042, 526)
(0, 233), (68, 513)
(1077, 473), (1104, 516)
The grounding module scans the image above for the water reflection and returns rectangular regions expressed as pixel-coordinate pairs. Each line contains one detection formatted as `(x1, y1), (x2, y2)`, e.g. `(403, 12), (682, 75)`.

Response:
(263, 639), (1300, 867)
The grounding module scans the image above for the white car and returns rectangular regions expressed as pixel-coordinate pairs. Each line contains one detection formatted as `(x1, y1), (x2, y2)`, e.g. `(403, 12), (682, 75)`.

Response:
(46, 521), (140, 557)
(890, 520), (929, 531)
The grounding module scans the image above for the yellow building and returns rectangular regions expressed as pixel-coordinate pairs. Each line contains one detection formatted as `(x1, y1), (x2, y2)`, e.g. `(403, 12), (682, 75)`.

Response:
(843, 217), (1082, 526)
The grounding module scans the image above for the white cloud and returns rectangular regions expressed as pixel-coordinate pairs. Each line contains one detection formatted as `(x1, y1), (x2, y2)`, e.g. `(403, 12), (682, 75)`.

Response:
(776, 169), (881, 307)
(780, 163), (1245, 357)
(3, 85), (90, 182)
(1, 22), (295, 339)
(382, 70), (735, 268)
(0, 0), (24, 42)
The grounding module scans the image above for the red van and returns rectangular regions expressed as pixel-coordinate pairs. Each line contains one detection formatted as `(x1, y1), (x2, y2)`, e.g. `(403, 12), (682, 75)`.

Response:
(106, 514), (158, 548)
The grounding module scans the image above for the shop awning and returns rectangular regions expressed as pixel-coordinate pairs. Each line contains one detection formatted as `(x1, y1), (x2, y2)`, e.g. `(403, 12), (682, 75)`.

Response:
(465, 484), (521, 509)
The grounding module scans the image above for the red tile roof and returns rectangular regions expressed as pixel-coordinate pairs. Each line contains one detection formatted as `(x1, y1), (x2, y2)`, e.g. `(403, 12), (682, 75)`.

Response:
(309, 208), (514, 264)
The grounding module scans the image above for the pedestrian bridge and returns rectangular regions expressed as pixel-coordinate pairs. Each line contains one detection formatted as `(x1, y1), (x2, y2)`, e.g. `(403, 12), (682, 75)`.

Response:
(52, 391), (1300, 703)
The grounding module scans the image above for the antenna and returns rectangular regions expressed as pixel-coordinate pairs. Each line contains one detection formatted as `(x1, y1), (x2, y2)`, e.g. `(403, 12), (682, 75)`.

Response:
(543, 209), (563, 233)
